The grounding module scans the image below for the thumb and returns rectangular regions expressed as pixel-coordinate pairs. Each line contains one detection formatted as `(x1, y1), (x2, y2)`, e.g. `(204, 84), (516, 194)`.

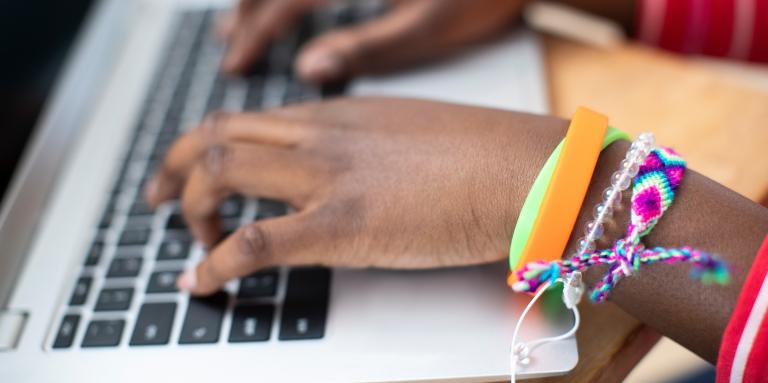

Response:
(178, 211), (323, 296)
(294, 1), (438, 83)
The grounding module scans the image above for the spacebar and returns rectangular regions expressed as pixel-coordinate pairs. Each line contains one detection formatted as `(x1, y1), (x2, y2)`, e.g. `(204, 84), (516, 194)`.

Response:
(278, 267), (331, 340)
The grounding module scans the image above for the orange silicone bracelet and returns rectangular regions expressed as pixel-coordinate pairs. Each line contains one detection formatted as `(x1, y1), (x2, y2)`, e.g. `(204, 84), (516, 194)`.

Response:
(508, 107), (608, 286)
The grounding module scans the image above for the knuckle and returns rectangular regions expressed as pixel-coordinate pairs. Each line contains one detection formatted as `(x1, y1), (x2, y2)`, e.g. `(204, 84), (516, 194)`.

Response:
(179, 167), (222, 220)
(237, 223), (274, 264)
(203, 144), (233, 181)
(197, 111), (231, 142)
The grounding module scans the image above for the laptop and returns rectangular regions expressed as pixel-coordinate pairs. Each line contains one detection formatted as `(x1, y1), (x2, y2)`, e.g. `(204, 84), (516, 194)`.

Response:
(0, 0), (577, 381)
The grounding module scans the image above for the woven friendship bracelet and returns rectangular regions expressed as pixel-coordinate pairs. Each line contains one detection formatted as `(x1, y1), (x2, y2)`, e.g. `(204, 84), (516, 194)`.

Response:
(512, 136), (730, 302)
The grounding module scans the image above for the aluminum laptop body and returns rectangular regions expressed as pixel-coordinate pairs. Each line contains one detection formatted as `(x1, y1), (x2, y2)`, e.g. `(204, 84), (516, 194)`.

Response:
(0, 0), (577, 381)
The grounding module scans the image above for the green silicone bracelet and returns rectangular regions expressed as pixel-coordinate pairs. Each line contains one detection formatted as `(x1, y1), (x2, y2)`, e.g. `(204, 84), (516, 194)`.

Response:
(508, 126), (629, 271)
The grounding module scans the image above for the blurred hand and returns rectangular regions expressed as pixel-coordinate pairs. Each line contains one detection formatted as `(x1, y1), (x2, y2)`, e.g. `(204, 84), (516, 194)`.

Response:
(144, 97), (566, 295)
(218, 0), (525, 83)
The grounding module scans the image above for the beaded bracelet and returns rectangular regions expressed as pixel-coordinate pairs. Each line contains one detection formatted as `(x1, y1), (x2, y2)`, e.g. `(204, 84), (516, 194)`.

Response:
(512, 133), (730, 301)
(572, 132), (655, 257)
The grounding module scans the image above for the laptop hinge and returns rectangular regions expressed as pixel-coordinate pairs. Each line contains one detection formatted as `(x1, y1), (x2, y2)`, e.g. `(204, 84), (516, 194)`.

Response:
(0, 310), (28, 351)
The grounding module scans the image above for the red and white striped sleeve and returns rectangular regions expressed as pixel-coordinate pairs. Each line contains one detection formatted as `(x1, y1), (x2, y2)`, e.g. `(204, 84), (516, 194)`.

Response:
(717, 235), (768, 383)
(636, 0), (768, 63)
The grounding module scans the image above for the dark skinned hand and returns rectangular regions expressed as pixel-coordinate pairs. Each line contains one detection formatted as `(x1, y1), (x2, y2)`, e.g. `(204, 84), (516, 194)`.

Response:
(216, 0), (525, 83)
(144, 97), (565, 295)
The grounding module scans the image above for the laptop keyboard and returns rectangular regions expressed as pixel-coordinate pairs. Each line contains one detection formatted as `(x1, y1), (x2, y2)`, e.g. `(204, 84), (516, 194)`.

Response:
(50, 5), (380, 350)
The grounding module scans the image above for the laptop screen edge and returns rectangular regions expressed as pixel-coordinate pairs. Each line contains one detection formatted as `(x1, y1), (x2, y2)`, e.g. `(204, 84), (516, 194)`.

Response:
(0, 0), (133, 309)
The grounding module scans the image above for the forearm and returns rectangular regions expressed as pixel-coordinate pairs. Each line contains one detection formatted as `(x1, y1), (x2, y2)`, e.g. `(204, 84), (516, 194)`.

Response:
(568, 139), (768, 363)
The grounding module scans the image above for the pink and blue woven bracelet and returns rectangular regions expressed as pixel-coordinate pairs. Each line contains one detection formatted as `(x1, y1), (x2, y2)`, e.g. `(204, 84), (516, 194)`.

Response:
(512, 133), (730, 302)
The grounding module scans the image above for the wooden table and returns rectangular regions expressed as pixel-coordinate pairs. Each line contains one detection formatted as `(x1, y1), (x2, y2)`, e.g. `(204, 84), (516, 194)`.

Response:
(525, 36), (768, 382)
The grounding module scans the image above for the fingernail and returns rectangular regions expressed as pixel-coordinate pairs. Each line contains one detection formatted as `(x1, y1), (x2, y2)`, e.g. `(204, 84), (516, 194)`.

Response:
(302, 52), (343, 81)
(177, 269), (198, 291)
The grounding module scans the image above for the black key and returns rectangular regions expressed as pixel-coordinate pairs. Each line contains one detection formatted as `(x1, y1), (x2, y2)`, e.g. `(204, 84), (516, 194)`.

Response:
(81, 319), (124, 348)
(219, 219), (241, 242)
(129, 200), (154, 216)
(228, 304), (274, 343)
(107, 257), (143, 278)
(243, 78), (263, 110)
(69, 277), (92, 306)
(295, 15), (314, 46)
(52, 314), (80, 349)
(118, 228), (151, 246)
(219, 197), (244, 218)
(95, 287), (134, 311)
(278, 267), (331, 341)
(237, 270), (278, 299)
(157, 237), (190, 261)
(166, 213), (186, 229)
(284, 80), (312, 104)
(146, 270), (181, 293)
(205, 77), (227, 113)
(98, 211), (113, 229)
(165, 229), (192, 241)
(179, 292), (228, 344)
(130, 302), (177, 346)
(256, 199), (287, 219)
(84, 242), (103, 267)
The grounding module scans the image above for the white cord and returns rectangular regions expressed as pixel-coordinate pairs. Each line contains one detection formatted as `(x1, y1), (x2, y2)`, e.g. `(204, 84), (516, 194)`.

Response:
(510, 272), (584, 383)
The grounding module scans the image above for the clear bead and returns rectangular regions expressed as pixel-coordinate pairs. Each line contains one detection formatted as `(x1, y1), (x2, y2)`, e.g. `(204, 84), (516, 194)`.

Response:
(585, 221), (604, 239)
(627, 149), (645, 164)
(603, 187), (622, 208)
(620, 159), (642, 177)
(639, 133), (656, 146)
(578, 238), (595, 254)
(611, 171), (632, 190)
(620, 159), (631, 170)
(594, 203), (613, 220)
(638, 143), (653, 157)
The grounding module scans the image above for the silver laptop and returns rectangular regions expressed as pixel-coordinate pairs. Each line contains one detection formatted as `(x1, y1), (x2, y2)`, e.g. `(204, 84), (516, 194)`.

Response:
(0, 0), (577, 381)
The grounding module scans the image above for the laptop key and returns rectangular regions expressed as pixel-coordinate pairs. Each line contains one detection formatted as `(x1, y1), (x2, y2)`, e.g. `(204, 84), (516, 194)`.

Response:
(118, 228), (151, 246)
(157, 237), (190, 260)
(130, 302), (177, 346)
(166, 213), (187, 229)
(84, 242), (103, 266)
(278, 267), (331, 341)
(237, 270), (278, 299)
(219, 197), (244, 218)
(95, 287), (134, 311)
(256, 199), (287, 219)
(147, 270), (181, 293)
(179, 291), (228, 344)
(228, 304), (274, 343)
(69, 276), (92, 306)
(52, 314), (80, 349)
(98, 211), (113, 229)
(82, 319), (124, 348)
(107, 257), (143, 278)
(129, 200), (154, 216)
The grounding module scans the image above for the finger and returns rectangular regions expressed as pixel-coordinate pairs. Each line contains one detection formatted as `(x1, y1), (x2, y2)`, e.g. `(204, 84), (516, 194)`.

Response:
(294, 1), (437, 83)
(144, 114), (222, 207)
(216, 110), (314, 146)
(214, 0), (258, 40)
(178, 212), (321, 295)
(145, 112), (312, 207)
(221, 0), (313, 74)
(179, 143), (318, 248)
